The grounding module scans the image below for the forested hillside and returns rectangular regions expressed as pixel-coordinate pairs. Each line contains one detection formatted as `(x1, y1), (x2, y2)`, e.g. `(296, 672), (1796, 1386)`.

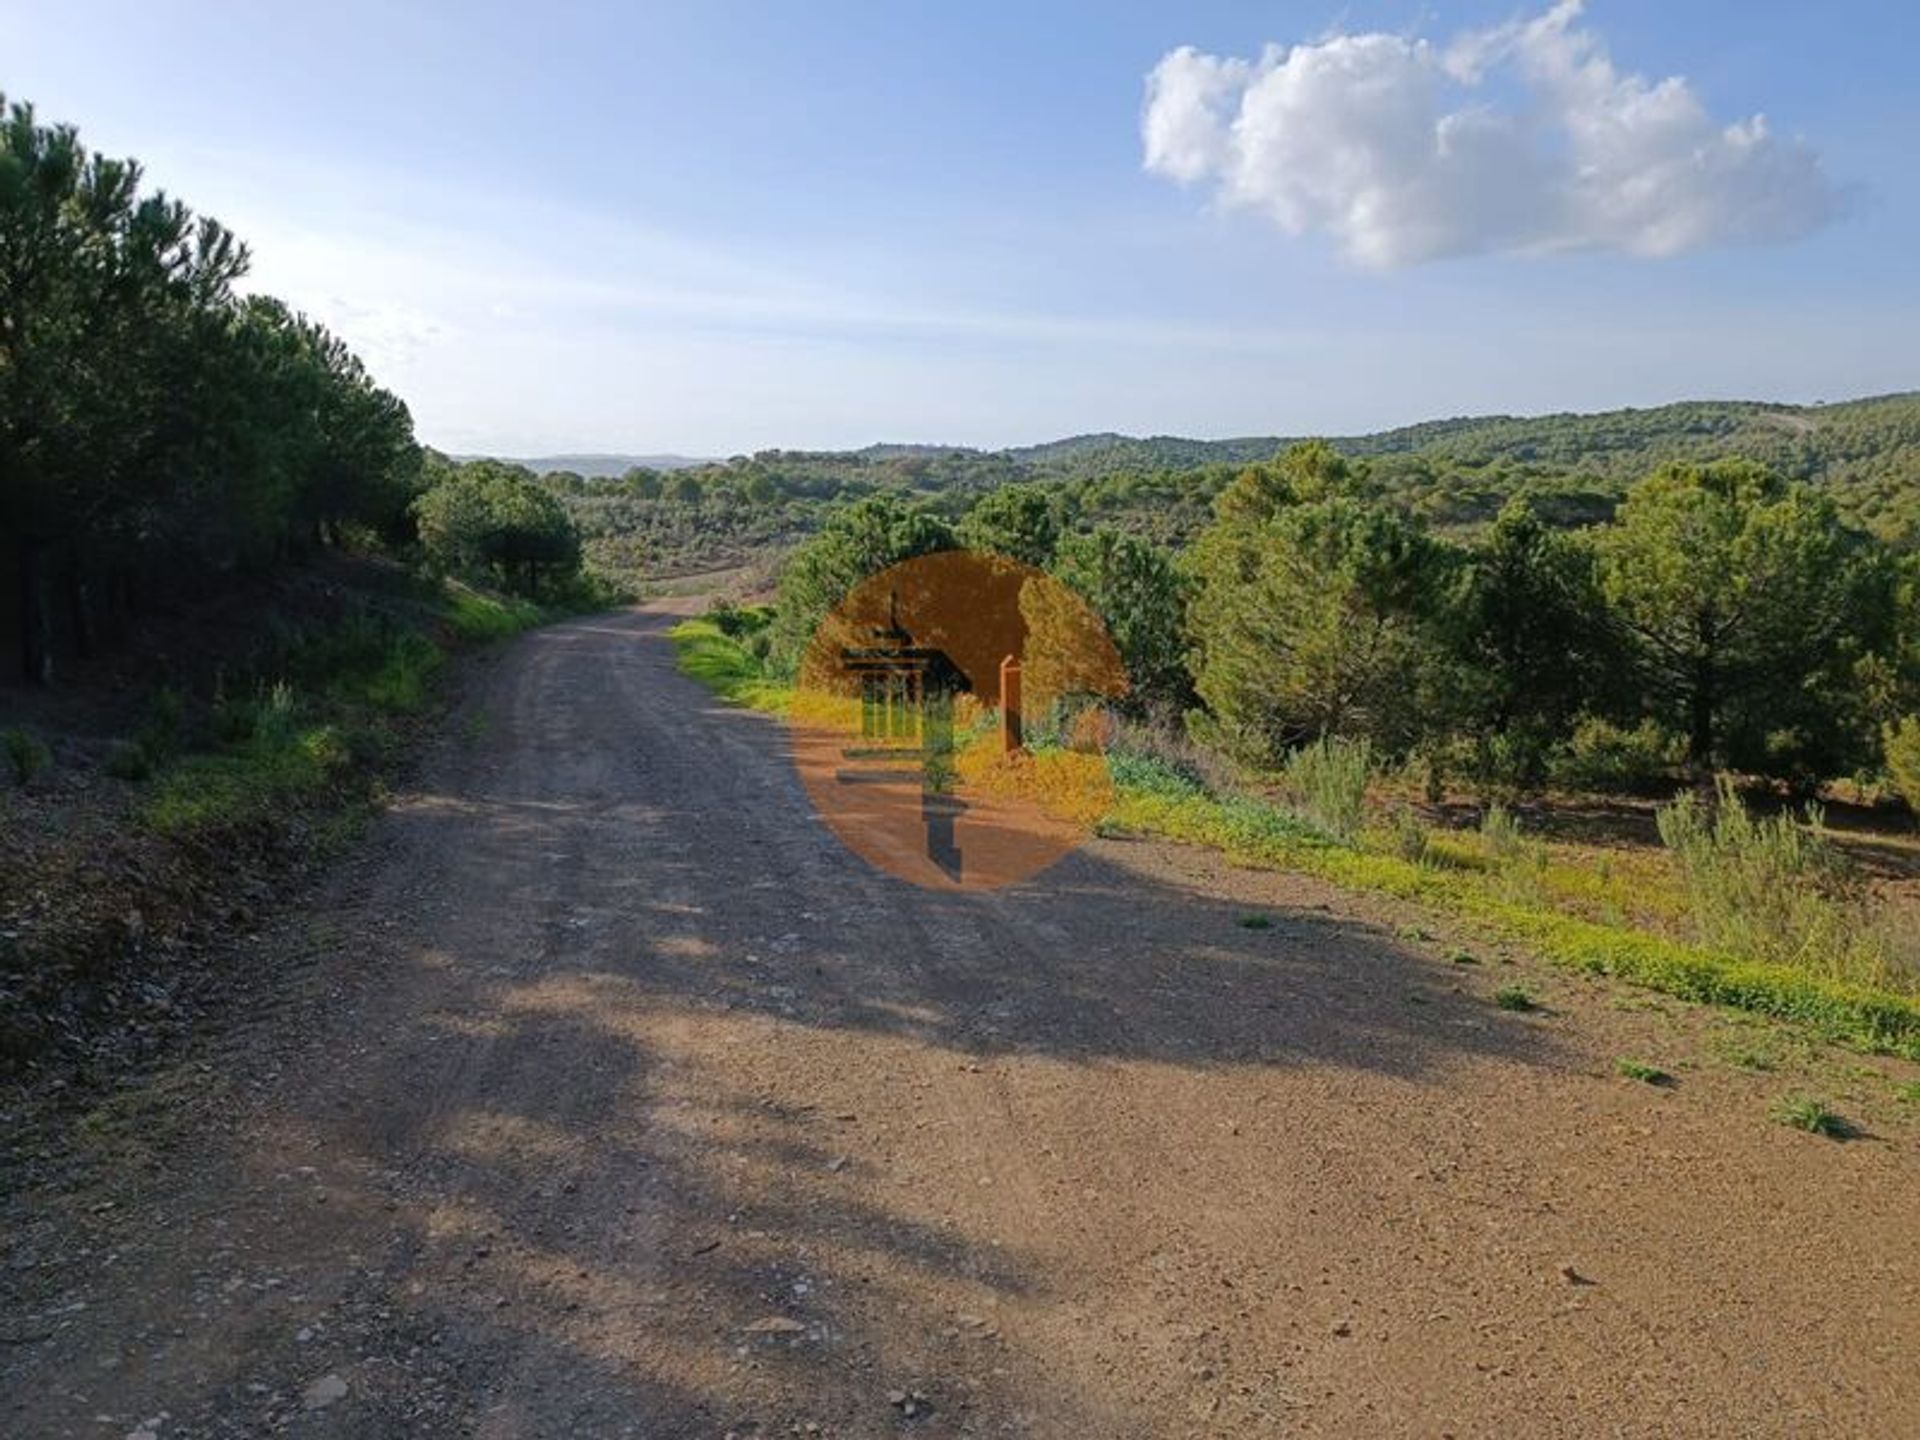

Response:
(543, 392), (1919, 584)
(0, 95), (624, 1077)
(0, 96), (616, 686)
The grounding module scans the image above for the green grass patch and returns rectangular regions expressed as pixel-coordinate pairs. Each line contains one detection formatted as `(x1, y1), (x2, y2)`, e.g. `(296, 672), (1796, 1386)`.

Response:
(439, 581), (545, 643)
(1494, 984), (1538, 1012)
(1614, 1057), (1672, 1085)
(1105, 784), (1920, 1060)
(132, 578), (547, 839)
(1771, 1095), (1852, 1138)
(345, 628), (444, 713)
(140, 725), (354, 836)
(1238, 914), (1273, 930)
(274, 622), (448, 714)
(1711, 1034), (1782, 1072)
(669, 616), (792, 713)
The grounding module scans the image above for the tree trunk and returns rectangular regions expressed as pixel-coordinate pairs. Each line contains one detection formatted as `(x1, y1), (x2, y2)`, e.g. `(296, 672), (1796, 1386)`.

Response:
(1689, 621), (1717, 794)
(66, 537), (96, 660)
(20, 536), (55, 685)
(106, 563), (132, 645)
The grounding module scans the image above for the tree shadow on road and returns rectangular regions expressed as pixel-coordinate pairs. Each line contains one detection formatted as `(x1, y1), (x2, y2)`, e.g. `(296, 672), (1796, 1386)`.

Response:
(4, 612), (1576, 1437)
(184, 704), (1568, 1433)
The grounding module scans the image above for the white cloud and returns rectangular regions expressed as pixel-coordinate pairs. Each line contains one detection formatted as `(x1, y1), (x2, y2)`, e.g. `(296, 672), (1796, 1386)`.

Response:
(1142, 0), (1841, 266)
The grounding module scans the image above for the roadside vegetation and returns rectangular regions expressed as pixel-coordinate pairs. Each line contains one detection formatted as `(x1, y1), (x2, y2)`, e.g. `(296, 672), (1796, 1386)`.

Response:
(0, 92), (617, 691)
(0, 570), (553, 1075)
(0, 96), (615, 1079)
(130, 582), (542, 838)
(670, 447), (1920, 1059)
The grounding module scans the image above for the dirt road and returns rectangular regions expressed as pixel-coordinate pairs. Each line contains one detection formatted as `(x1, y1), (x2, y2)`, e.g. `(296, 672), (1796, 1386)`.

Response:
(4, 605), (1916, 1437)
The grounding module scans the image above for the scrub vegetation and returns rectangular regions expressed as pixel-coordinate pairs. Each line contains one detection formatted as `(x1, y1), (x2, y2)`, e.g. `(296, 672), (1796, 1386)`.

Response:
(670, 444), (1920, 1060)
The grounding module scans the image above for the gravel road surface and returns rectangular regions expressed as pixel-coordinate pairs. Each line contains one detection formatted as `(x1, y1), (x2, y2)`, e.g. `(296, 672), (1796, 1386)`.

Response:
(4, 605), (1916, 1437)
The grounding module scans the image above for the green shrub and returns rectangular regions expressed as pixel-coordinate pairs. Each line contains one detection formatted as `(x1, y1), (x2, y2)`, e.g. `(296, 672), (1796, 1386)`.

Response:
(1106, 748), (1207, 800)
(1480, 802), (1522, 860)
(1387, 803), (1430, 864)
(1281, 736), (1372, 843)
(1771, 1095), (1850, 1137)
(1614, 1057), (1671, 1084)
(1550, 716), (1682, 794)
(708, 599), (773, 639)
(1, 727), (51, 785)
(213, 679), (299, 745)
(105, 686), (186, 781)
(1886, 716), (1920, 821)
(1656, 779), (1892, 986)
(543, 568), (631, 613)
(1471, 728), (1553, 799)
(1109, 720), (1238, 797)
(1494, 984), (1538, 1011)
(1481, 802), (1548, 902)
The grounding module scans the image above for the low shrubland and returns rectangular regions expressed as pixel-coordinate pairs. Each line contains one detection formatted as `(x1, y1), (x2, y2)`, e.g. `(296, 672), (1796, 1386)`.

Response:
(1657, 780), (1905, 989)
(1102, 746), (1920, 1057)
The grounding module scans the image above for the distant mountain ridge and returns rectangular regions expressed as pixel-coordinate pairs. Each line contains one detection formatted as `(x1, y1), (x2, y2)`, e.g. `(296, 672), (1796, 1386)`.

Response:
(473, 391), (1918, 486)
(994, 394), (1918, 480)
(459, 452), (713, 477)
(552, 390), (1919, 581)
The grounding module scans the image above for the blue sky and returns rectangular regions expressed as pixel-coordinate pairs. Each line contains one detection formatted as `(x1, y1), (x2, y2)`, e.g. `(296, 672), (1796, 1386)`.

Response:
(7, 1), (1917, 455)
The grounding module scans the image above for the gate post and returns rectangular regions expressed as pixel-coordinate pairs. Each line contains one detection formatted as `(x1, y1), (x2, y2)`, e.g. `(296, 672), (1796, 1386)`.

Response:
(999, 655), (1023, 755)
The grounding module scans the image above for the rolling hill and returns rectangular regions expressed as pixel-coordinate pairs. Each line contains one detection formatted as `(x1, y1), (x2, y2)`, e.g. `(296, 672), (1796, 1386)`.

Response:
(546, 391), (1920, 581)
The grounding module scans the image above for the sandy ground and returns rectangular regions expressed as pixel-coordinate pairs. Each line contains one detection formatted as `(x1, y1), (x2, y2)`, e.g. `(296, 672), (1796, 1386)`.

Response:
(3, 604), (1917, 1438)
